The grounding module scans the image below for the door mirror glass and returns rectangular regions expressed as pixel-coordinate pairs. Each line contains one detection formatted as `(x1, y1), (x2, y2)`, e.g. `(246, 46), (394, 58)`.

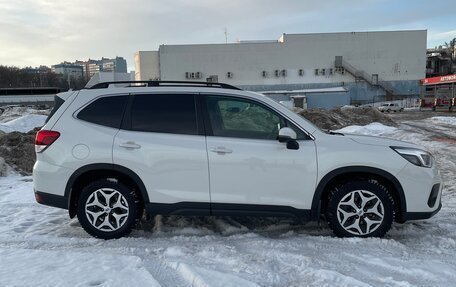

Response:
(277, 127), (297, 142)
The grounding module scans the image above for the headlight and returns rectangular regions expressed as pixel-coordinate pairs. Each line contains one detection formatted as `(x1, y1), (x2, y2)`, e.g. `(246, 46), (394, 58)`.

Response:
(390, 146), (433, 168)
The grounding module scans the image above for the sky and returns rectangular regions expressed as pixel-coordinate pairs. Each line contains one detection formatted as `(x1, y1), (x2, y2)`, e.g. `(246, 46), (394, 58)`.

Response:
(0, 0), (454, 71)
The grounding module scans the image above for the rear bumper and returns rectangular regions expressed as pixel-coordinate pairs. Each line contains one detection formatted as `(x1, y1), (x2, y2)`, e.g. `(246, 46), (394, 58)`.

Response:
(34, 190), (68, 210)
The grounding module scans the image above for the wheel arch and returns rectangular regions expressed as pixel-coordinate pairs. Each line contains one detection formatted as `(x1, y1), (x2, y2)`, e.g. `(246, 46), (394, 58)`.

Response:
(311, 166), (406, 222)
(65, 164), (149, 218)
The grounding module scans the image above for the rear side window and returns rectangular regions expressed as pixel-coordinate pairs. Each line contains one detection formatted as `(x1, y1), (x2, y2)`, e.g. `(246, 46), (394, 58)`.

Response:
(45, 95), (65, 123)
(129, 94), (198, 135)
(77, 95), (127, 128)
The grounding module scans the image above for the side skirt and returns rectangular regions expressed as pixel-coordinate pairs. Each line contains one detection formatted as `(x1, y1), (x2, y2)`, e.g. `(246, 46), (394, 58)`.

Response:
(145, 202), (311, 220)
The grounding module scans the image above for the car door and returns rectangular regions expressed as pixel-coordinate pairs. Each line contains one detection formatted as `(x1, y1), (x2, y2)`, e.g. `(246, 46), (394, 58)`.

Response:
(113, 93), (210, 213)
(203, 94), (318, 211)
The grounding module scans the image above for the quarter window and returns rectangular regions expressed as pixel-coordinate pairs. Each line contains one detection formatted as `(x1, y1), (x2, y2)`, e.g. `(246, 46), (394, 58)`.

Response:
(129, 94), (198, 135)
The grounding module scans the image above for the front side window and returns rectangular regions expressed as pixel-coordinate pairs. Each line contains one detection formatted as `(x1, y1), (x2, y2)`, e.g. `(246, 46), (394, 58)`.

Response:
(129, 94), (198, 135)
(206, 96), (306, 140)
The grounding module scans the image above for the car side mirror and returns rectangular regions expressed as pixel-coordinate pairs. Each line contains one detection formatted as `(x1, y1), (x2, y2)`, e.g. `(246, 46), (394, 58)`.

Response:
(277, 127), (297, 142)
(277, 127), (299, 150)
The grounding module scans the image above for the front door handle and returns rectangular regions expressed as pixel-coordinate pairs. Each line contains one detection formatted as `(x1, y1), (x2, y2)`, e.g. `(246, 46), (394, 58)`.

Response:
(119, 141), (141, 149)
(210, 147), (233, 154)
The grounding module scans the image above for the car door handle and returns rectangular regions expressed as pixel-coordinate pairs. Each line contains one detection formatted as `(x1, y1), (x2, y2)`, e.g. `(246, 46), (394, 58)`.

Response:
(119, 141), (141, 149)
(210, 147), (233, 154)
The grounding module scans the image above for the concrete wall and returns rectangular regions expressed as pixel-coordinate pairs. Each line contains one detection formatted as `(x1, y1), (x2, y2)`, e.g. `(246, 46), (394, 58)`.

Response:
(243, 79), (419, 104)
(155, 30), (426, 86)
(134, 30), (426, 106)
(134, 51), (160, 80)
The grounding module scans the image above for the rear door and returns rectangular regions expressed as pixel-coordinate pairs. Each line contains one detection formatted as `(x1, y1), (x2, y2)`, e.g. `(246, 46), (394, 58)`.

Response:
(113, 93), (210, 212)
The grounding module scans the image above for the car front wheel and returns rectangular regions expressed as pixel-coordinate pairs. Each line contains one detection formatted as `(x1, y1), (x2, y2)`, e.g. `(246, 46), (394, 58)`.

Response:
(77, 179), (140, 239)
(326, 180), (394, 238)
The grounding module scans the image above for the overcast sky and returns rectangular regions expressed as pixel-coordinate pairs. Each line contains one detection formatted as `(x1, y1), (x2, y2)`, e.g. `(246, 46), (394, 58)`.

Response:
(0, 0), (454, 71)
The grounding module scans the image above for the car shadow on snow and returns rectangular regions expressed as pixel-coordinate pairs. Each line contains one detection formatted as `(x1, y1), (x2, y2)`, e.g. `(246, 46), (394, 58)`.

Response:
(131, 215), (334, 238)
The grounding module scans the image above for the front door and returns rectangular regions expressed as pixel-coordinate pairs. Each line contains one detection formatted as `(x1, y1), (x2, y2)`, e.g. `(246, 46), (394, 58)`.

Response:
(203, 95), (317, 211)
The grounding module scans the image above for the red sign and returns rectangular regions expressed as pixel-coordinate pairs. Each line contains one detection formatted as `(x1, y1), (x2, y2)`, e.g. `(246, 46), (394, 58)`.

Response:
(421, 74), (456, 85)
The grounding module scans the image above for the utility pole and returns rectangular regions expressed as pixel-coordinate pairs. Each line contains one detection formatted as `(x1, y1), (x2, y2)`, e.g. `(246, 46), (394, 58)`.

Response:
(224, 28), (228, 44)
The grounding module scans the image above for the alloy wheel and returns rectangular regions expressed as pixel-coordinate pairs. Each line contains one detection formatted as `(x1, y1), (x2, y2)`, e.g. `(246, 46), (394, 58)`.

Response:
(336, 189), (384, 236)
(84, 188), (130, 232)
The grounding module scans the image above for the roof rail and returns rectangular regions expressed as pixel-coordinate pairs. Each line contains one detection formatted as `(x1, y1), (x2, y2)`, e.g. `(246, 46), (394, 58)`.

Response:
(88, 81), (242, 90)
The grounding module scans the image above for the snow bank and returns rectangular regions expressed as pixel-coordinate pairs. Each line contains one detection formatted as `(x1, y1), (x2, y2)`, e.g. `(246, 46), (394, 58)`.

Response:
(336, 122), (397, 136)
(169, 262), (260, 287)
(0, 114), (47, 133)
(0, 248), (161, 287)
(431, 116), (456, 126)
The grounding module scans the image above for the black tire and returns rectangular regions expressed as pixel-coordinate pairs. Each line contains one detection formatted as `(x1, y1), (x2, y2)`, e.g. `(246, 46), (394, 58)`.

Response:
(77, 179), (141, 239)
(326, 180), (394, 238)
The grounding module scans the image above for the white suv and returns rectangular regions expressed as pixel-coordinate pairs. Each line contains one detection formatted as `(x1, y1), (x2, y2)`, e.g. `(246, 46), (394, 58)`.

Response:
(33, 81), (442, 239)
(378, 103), (404, 113)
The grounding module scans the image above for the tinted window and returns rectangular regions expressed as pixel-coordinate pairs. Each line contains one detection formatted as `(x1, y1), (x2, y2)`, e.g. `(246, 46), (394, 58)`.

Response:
(206, 96), (285, 140)
(130, 94), (198, 135)
(46, 95), (65, 123)
(206, 96), (308, 140)
(77, 95), (127, 128)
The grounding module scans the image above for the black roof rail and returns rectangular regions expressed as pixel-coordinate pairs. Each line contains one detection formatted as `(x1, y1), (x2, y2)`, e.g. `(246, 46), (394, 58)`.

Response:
(88, 81), (242, 90)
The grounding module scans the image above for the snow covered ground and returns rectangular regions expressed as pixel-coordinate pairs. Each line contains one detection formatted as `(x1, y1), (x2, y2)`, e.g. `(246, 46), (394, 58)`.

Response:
(0, 106), (47, 133)
(0, 115), (455, 287)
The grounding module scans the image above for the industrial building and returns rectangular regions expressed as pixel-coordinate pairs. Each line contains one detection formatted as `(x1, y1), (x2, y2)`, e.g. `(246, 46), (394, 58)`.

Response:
(134, 30), (427, 108)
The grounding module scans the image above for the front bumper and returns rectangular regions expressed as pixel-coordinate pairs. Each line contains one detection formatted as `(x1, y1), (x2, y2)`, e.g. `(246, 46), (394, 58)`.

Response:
(396, 162), (443, 221)
(401, 202), (442, 221)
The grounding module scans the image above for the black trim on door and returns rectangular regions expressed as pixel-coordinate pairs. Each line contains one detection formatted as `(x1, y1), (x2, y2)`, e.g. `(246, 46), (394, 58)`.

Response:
(144, 202), (311, 219)
(211, 203), (311, 219)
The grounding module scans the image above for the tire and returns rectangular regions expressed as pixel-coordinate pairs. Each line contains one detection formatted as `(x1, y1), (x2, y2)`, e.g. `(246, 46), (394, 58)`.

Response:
(77, 179), (141, 239)
(326, 180), (394, 238)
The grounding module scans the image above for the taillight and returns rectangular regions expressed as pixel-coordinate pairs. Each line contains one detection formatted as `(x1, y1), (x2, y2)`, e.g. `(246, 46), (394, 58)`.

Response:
(35, 130), (60, 153)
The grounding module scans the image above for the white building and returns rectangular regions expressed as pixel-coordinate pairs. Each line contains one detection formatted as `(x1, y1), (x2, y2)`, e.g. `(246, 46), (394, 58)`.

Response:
(134, 30), (427, 106)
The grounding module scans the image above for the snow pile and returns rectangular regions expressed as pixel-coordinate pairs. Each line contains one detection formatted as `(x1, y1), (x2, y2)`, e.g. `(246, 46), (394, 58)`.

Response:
(0, 131), (37, 175)
(336, 122), (397, 136)
(295, 106), (397, 130)
(431, 116), (456, 126)
(0, 114), (47, 133)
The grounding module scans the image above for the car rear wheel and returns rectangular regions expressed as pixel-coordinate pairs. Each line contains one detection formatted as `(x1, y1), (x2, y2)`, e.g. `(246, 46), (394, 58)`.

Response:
(77, 179), (140, 239)
(326, 180), (394, 238)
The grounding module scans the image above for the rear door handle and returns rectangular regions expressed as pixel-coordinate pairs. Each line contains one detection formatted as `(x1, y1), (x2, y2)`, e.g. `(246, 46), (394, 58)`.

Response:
(210, 147), (233, 154)
(119, 141), (141, 149)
